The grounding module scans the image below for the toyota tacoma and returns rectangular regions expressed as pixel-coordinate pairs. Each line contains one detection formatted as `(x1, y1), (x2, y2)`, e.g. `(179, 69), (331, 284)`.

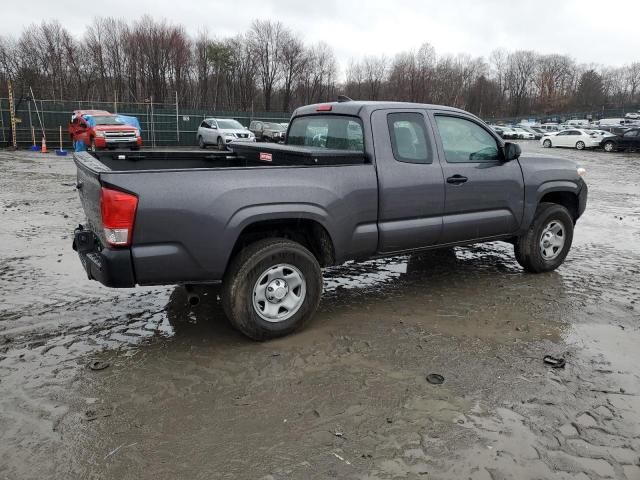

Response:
(72, 100), (587, 340)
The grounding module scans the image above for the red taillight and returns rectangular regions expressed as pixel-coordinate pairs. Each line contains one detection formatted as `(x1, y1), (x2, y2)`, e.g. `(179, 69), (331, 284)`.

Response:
(100, 187), (138, 246)
(316, 104), (332, 111)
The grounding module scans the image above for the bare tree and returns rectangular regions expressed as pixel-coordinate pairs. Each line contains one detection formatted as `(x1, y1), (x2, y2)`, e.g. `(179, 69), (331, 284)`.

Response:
(1, 16), (639, 119)
(279, 31), (306, 112)
(248, 20), (286, 111)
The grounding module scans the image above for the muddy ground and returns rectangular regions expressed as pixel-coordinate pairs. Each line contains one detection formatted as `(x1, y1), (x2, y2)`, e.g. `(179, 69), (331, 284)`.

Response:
(0, 144), (639, 480)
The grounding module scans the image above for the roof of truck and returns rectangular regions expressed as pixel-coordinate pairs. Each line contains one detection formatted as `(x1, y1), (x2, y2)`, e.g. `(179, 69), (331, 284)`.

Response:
(73, 110), (112, 116)
(293, 100), (471, 118)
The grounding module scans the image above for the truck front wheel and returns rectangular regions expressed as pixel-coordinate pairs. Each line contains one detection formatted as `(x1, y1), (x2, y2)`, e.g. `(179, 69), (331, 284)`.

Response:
(222, 238), (323, 340)
(515, 203), (574, 273)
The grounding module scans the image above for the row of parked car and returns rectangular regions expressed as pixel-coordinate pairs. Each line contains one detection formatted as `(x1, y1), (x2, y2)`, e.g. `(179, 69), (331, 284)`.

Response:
(196, 118), (289, 149)
(488, 121), (640, 152)
(539, 127), (640, 152)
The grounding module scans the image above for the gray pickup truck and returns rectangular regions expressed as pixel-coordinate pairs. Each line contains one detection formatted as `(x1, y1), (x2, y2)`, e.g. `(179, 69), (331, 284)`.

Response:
(72, 100), (587, 340)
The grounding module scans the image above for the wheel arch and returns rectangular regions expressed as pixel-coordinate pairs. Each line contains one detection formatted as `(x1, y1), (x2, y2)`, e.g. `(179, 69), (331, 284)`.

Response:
(225, 216), (336, 275)
(538, 189), (580, 222)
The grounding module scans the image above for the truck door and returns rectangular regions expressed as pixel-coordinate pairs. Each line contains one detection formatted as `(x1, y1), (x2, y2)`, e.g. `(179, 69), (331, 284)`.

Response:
(430, 112), (524, 243)
(371, 109), (445, 252)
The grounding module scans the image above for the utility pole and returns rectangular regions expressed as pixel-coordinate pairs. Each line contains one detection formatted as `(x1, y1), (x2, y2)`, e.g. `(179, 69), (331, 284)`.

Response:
(175, 91), (180, 144)
(0, 98), (6, 145)
(8, 82), (17, 149)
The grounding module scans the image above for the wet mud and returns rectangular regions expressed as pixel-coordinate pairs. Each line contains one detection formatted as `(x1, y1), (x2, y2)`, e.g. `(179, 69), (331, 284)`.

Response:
(0, 145), (639, 479)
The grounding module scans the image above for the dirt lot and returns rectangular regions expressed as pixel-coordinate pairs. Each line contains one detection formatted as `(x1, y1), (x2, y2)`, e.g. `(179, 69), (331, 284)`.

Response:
(0, 144), (639, 480)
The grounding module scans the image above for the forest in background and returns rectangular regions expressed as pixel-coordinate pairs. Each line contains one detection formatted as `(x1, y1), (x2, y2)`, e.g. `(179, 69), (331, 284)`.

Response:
(1, 17), (639, 118)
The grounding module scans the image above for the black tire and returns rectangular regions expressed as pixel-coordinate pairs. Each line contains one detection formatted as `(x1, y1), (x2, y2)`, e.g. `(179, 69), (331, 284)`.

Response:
(198, 136), (206, 149)
(222, 238), (323, 340)
(130, 145), (140, 151)
(217, 136), (225, 151)
(603, 141), (615, 152)
(515, 203), (574, 273)
(543, 139), (552, 148)
(575, 141), (585, 150)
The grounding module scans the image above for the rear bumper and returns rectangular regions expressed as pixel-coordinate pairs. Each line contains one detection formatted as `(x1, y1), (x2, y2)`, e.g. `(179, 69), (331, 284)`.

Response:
(73, 227), (136, 288)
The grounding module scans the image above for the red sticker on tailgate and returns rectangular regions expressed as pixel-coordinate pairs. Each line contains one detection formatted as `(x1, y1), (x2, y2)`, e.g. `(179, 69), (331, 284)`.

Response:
(259, 152), (273, 162)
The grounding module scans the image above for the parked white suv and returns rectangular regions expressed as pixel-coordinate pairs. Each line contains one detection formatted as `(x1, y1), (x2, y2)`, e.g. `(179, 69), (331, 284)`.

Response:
(197, 118), (255, 150)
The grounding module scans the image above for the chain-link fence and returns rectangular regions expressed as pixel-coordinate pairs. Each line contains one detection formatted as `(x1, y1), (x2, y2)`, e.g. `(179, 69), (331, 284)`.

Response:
(0, 98), (291, 149)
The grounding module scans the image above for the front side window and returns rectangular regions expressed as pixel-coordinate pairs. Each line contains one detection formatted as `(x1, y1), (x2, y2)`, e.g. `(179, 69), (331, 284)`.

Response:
(387, 113), (430, 164)
(287, 115), (364, 151)
(624, 130), (638, 137)
(434, 116), (500, 163)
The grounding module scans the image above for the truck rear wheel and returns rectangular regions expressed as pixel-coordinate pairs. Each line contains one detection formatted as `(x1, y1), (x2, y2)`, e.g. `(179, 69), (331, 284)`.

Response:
(514, 203), (574, 273)
(222, 238), (323, 340)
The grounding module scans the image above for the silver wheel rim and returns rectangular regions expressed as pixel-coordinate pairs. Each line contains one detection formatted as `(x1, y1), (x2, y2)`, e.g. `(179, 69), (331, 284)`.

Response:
(605, 143), (613, 152)
(539, 220), (566, 261)
(544, 140), (551, 147)
(253, 263), (306, 322)
(576, 142), (584, 150)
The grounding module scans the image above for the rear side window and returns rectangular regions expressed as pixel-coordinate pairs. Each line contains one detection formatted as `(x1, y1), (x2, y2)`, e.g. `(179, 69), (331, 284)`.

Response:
(434, 116), (500, 163)
(387, 113), (431, 164)
(287, 115), (364, 151)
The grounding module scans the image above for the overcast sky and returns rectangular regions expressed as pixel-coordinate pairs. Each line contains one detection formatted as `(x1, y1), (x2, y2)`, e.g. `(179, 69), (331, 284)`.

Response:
(3, 0), (639, 75)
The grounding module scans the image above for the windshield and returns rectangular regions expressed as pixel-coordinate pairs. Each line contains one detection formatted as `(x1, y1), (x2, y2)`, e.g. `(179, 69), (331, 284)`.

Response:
(288, 115), (364, 151)
(265, 123), (285, 131)
(216, 119), (244, 129)
(92, 115), (125, 126)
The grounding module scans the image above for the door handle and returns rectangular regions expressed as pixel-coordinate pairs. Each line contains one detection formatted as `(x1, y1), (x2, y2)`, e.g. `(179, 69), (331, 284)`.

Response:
(446, 175), (468, 185)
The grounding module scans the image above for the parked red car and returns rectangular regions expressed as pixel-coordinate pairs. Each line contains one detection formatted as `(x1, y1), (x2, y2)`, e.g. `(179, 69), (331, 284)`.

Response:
(69, 110), (142, 151)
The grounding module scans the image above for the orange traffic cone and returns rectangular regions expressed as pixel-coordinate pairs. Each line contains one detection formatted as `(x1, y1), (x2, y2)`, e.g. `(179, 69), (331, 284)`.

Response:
(41, 137), (48, 153)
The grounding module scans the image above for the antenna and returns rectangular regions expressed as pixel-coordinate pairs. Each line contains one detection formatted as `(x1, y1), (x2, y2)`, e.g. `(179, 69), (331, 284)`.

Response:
(337, 95), (353, 103)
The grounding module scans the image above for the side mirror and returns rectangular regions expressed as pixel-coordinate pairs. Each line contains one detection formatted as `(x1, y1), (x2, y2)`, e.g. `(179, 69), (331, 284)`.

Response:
(503, 142), (521, 161)
(211, 125), (218, 130)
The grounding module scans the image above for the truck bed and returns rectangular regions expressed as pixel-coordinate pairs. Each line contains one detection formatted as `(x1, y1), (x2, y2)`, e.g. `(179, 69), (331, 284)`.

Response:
(86, 144), (367, 173)
(72, 148), (379, 286)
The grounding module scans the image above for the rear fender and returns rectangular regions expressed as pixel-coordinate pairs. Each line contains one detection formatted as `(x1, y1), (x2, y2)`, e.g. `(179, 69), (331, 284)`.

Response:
(222, 202), (335, 266)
